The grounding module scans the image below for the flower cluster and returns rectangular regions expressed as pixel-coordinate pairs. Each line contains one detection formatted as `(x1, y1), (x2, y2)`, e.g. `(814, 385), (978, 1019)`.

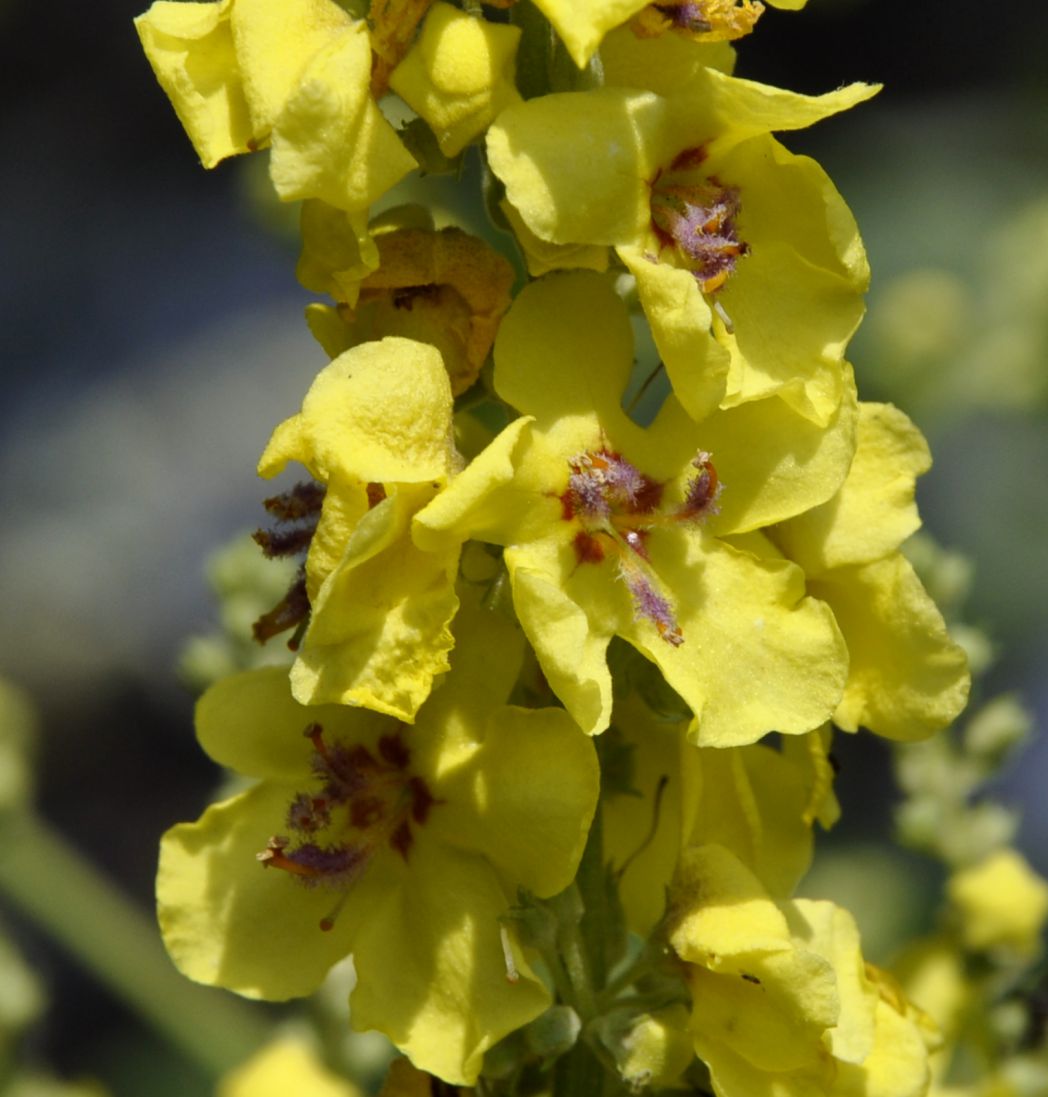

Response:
(137, 1), (973, 1093)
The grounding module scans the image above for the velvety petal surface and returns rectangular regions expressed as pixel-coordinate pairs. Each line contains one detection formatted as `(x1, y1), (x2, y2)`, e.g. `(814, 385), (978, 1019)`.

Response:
(269, 23), (416, 211)
(258, 338), (454, 485)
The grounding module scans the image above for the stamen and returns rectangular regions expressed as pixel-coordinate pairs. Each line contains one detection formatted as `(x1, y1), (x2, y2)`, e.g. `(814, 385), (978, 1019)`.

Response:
(712, 298), (735, 334)
(500, 924), (520, 984)
(618, 558), (684, 647)
(262, 727), (441, 922)
(319, 889), (353, 933)
(677, 451), (722, 521)
(651, 161), (747, 296)
(252, 479), (325, 645)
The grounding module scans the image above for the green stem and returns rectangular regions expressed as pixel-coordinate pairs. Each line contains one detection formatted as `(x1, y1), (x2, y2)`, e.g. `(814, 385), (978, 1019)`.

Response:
(0, 811), (272, 1078)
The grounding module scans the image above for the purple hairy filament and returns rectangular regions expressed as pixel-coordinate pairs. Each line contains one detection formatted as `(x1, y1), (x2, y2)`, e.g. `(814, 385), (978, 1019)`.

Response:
(252, 479), (387, 648)
(258, 724), (439, 929)
(560, 447), (722, 647)
(650, 148), (747, 295)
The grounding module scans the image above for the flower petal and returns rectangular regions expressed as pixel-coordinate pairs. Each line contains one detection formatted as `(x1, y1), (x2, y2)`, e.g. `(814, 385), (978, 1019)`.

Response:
(812, 554), (970, 740)
(349, 843), (550, 1084)
(196, 665), (383, 779)
(773, 403), (931, 575)
(269, 23), (417, 212)
(258, 337), (454, 485)
(292, 486), (460, 720)
(433, 706), (599, 896)
(135, 0), (255, 167)
(528, 0), (650, 68)
(157, 783), (364, 999)
(230, 0), (353, 136)
(389, 2), (523, 157)
(633, 534), (848, 747)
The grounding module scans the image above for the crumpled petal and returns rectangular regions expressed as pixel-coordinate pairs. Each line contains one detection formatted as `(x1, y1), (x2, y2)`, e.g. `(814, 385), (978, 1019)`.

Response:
(269, 22), (417, 211)
(390, 2), (523, 157)
(135, 0), (255, 167)
(291, 484), (460, 718)
(230, 0), (353, 136)
(297, 199), (379, 303)
(259, 337), (454, 486)
(319, 227), (515, 396)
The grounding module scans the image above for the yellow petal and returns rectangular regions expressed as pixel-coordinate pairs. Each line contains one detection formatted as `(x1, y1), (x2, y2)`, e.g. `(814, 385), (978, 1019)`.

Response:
(349, 844), (550, 1084)
(390, 2), (523, 157)
(219, 1038), (362, 1097)
(669, 844), (795, 965)
(269, 23), (417, 211)
(292, 486), (460, 720)
(500, 199), (610, 278)
(947, 850), (1048, 958)
(529, 0), (651, 68)
(135, 0), (255, 167)
(230, 0), (353, 135)
(773, 402), (931, 575)
(813, 554), (970, 740)
(258, 337), (454, 486)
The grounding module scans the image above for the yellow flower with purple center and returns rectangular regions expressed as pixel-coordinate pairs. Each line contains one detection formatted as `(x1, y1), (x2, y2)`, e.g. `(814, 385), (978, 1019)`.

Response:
(487, 68), (877, 424)
(416, 271), (856, 742)
(158, 598), (599, 1084)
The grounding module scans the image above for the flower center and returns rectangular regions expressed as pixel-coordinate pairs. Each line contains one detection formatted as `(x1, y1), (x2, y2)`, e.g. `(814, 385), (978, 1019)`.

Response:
(258, 724), (438, 929)
(559, 447), (721, 646)
(650, 147), (747, 296)
(634, 1), (764, 42)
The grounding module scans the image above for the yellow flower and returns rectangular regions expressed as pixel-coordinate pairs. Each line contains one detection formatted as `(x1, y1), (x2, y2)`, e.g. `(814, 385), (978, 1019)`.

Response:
(389, 2), (523, 157)
(256, 337), (460, 720)
(416, 271), (853, 741)
(668, 845), (932, 1097)
(158, 599), (599, 1084)
(218, 1037), (361, 1097)
(487, 69), (877, 423)
(135, 0), (416, 208)
(948, 850), (1048, 958)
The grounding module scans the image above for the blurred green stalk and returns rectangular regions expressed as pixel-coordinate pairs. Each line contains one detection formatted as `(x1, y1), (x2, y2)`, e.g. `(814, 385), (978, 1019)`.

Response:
(0, 811), (272, 1078)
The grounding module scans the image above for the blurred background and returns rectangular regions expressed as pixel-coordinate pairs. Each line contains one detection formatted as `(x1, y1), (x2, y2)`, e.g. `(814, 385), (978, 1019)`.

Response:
(1, 0), (1046, 1092)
